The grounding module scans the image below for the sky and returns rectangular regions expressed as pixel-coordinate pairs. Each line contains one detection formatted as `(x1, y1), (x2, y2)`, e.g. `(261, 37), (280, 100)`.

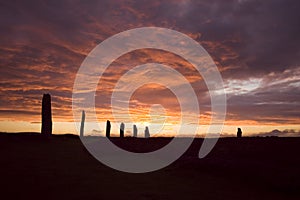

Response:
(0, 0), (300, 137)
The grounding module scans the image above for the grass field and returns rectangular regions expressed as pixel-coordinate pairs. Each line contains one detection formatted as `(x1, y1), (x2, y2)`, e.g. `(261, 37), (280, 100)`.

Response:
(0, 133), (299, 199)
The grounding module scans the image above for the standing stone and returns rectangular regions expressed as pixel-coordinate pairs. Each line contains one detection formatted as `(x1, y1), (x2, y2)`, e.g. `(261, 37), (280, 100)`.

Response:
(80, 110), (85, 137)
(120, 123), (125, 138)
(145, 126), (150, 138)
(133, 124), (138, 137)
(106, 120), (111, 138)
(41, 94), (52, 135)
(237, 128), (242, 138)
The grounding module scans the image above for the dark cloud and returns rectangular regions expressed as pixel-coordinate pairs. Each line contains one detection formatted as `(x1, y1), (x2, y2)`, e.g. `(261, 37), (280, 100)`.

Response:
(226, 67), (300, 123)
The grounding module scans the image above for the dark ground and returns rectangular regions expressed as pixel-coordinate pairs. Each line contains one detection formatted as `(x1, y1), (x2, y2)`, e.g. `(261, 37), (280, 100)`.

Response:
(0, 133), (299, 200)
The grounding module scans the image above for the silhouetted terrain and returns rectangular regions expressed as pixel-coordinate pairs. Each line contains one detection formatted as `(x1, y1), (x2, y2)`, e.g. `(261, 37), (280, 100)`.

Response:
(0, 133), (299, 200)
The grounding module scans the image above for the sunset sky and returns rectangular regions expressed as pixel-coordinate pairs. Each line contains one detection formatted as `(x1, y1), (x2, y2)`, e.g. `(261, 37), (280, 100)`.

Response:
(1, 0), (299, 137)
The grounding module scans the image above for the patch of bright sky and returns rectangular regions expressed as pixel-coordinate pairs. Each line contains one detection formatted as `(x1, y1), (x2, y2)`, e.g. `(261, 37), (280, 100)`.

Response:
(224, 78), (262, 95)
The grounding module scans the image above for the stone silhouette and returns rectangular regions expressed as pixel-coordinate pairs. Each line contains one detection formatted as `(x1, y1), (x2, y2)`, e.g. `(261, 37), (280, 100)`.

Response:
(106, 120), (111, 138)
(80, 110), (85, 137)
(120, 122), (125, 138)
(237, 128), (242, 138)
(133, 124), (138, 137)
(41, 93), (52, 135)
(145, 126), (150, 138)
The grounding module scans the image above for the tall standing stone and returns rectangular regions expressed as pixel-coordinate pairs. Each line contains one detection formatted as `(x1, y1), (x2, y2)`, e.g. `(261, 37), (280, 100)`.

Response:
(120, 122), (125, 138)
(237, 128), (242, 138)
(145, 126), (150, 138)
(106, 120), (111, 138)
(80, 110), (85, 137)
(133, 124), (138, 137)
(41, 94), (52, 135)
